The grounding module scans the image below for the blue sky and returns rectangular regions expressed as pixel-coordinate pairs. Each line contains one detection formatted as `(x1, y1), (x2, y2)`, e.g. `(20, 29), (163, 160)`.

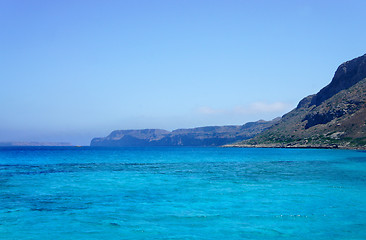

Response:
(1, 0), (365, 145)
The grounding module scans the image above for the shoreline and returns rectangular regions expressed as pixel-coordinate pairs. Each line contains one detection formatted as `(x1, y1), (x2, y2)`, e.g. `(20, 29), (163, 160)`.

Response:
(223, 143), (366, 150)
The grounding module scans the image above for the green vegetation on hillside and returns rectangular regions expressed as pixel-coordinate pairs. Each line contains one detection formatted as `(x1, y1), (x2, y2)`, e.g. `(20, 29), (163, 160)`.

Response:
(231, 54), (366, 149)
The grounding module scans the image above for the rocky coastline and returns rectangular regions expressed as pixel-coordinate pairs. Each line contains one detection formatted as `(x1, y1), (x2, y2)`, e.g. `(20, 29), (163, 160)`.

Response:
(226, 54), (366, 150)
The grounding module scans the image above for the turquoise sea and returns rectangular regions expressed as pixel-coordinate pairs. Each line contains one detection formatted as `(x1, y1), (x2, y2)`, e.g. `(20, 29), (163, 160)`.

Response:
(0, 147), (366, 240)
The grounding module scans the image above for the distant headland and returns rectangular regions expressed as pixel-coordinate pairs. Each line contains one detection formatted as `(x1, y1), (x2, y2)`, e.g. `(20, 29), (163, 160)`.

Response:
(90, 118), (280, 147)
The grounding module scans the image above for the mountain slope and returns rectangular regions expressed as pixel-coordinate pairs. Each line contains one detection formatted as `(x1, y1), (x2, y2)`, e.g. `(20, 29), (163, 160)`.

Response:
(229, 54), (366, 149)
(90, 118), (280, 147)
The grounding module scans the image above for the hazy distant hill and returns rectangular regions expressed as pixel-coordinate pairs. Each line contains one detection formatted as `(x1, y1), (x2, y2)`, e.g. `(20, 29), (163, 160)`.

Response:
(0, 142), (73, 147)
(90, 118), (280, 147)
(229, 54), (366, 149)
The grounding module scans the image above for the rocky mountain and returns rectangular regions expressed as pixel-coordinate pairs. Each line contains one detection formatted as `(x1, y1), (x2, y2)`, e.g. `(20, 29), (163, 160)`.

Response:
(229, 54), (366, 149)
(90, 118), (280, 147)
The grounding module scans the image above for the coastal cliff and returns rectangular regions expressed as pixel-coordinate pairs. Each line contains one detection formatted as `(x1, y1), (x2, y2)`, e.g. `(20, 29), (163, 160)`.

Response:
(228, 54), (366, 149)
(90, 118), (280, 147)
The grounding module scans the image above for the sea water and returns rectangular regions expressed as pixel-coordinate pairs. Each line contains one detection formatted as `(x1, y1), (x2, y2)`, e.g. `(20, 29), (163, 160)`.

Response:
(0, 147), (365, 240)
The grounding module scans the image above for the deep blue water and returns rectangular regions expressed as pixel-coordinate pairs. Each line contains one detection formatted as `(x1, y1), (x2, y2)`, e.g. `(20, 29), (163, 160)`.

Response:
(0, 147), (366, 240)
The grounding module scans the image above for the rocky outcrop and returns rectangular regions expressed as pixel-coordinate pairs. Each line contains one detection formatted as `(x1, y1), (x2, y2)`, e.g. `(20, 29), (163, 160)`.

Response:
(90, 118), (280, 147)
(230, 54), (366, 149)
(303, 100), (359, 129)
(311, 54), (366, 106)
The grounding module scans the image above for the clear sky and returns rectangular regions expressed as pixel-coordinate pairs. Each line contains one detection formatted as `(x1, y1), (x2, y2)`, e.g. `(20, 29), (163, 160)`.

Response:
(1, 0), (365, 145)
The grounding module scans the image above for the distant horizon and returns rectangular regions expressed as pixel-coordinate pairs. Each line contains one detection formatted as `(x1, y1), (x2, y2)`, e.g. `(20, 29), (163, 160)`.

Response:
(1, 0), (366, 145)
(0, 116), (281, 146)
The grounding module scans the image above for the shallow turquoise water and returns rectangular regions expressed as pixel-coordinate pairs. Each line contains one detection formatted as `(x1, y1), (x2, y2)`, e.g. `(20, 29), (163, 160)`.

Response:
(1, 147), (366, 239)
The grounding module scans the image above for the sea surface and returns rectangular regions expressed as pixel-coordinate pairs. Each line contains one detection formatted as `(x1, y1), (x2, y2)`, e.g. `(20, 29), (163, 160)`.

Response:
(0, 147), (366, 240)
